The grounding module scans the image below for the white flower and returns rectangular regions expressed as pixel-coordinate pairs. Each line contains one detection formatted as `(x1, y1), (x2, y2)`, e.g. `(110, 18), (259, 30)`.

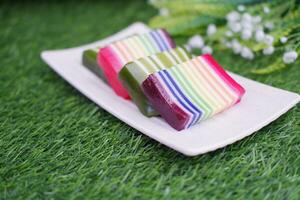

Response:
(252, 16), (262, 24)
(241, 20), (253, 30)
(241, 46), (254, 60)
(202, 46), (213, 54)
(226, 11), (240, 22)
(226, 30), (233, 37)
(159, 8), (170, 16)
(232, 40), (242, 54)
(263, 6), (270, 14)
(264, 35), (274, 45)
(187, 35), (204, 49)
(241, 29), (252, 40)
(280, 37), (288, 44)
(207, 24), (217, 36)
(263, 46), (275, 55)
(255, 29), (265, 42)
(237, 5), (245, 12)
(283, 51), (298, 64)
(228, 21), (242, 33)
(242, 13), (252, 23)
(265, 22), (274, 30)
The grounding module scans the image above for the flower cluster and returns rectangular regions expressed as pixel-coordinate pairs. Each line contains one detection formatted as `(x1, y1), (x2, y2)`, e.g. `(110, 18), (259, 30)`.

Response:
(186, 34), (213, 54)
(223, 7), (276, 60)
(185, 5), (298, 65)
(149, 0), (299, 73)
(185, 24), (217, 55)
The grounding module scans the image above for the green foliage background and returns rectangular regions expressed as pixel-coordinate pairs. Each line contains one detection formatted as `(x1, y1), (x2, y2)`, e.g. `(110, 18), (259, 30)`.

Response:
(149, 0), (300, 74)
(0, 0), (300, 199)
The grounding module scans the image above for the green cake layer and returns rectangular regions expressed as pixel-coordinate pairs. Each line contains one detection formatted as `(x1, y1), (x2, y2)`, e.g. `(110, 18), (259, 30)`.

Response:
(82, 48), (106, 82)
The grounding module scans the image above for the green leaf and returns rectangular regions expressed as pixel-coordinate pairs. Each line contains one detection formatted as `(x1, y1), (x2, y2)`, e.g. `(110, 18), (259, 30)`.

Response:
(251, 59), (287, 74)
(149, 14), (223, 35)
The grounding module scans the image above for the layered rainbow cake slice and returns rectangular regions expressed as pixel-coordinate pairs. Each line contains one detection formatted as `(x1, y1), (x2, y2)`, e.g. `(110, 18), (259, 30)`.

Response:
(119, 47), (192, 116)
(98, 29), (175, 99)
(141, 54), (245, 131)
(82, 48), (107, 83)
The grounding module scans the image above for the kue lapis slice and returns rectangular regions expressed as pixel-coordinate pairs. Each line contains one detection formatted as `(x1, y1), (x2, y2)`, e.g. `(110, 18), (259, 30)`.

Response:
(142, 54), (245, 131)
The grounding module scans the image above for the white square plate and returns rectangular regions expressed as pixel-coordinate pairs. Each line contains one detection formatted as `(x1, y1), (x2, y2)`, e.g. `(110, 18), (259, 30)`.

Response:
(41, 22), (300, 156)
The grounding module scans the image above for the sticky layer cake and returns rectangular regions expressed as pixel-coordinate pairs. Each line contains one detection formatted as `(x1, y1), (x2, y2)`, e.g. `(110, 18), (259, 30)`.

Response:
(98, 29), (175, 99)
(119, 47), (192, 116)
(82, 48), (107, 82)
(142, 54), (245, 131)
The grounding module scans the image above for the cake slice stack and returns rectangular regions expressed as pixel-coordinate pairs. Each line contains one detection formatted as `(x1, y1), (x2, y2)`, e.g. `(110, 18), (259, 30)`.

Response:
(119, 47), (192, 116)
(81, 28), (245, 131)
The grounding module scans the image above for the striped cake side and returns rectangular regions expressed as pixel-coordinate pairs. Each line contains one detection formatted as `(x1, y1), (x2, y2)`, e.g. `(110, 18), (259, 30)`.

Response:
(142, 55), (245, 130)
(201, 54), (246, 100)
(142, 74), (193, 130)
(159, 29), (176, 49)
(98, 29), (176, 99)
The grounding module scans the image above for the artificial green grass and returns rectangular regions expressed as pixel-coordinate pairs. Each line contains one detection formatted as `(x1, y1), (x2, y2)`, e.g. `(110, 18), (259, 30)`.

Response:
(0, 1), (300, 199)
